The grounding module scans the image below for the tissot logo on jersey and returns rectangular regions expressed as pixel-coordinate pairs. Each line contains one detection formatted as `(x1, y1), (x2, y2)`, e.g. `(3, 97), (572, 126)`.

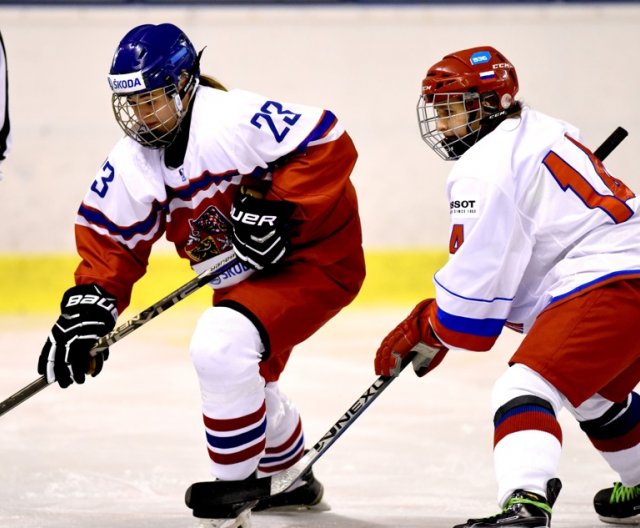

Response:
(450, 199), (479, 217)
(450, 200), (476, 209)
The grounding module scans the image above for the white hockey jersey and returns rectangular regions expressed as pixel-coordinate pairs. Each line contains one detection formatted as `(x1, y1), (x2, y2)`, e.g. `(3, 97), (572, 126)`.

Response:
(73, 85), (361, 312)
(430, 107), (640, 351)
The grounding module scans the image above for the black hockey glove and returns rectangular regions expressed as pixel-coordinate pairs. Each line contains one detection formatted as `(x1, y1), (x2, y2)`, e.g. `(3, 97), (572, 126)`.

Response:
(230, 188), (296, 270)
(38, 284), (118, 388)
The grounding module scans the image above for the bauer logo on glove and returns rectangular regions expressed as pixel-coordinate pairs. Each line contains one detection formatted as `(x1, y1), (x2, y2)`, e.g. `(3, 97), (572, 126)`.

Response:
(230, 186), (296, 270)
(37, 284), (118, 389)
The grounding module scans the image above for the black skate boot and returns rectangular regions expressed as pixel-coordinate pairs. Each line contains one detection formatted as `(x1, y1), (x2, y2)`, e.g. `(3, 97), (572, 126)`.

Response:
(252, 468), (324, 512)
(185, 482), (257, 528)
(594, 482), (640, 524)
(453, 488), (556, 527)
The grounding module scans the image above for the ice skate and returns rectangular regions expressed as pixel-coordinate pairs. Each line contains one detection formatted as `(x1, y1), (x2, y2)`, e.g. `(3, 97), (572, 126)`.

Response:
(594, 482), (640, 524)
(252, 468), (327, 512)
(453, 490), (552, 527)
(194, 507), (251, 527)
(186, 480), (257, 528)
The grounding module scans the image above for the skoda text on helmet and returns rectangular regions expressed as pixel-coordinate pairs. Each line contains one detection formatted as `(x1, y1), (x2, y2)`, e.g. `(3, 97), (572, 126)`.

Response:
(417, 46), (520, 160)
(108, 23), (201, 149)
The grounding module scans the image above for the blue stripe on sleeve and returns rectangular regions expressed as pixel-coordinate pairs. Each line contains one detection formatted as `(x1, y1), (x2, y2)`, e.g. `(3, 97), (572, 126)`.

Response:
(436, 306), (505, 337)
(297, 111), (337, 150)
(78, 203), (163, 240)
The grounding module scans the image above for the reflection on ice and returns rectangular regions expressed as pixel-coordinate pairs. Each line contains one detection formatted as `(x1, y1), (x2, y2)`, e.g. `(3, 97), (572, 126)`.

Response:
(0, 310), (612, 527)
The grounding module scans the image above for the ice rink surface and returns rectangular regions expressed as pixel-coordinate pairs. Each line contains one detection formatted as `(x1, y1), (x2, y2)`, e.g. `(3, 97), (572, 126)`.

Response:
(0, 307), (621, 528)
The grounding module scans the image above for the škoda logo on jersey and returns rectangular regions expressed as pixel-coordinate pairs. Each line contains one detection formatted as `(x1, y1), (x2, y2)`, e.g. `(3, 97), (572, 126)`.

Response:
(450, 199), (479, 218)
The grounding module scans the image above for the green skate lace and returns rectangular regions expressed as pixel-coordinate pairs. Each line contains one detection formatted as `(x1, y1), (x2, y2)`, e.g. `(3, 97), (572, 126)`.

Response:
(503, 496), (552, 515)
(469, 492), (551, 522)
(610, 482), (640, 504)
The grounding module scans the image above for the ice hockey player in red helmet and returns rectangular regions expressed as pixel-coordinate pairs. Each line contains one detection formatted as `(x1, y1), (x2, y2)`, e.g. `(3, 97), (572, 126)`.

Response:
(418, 46), (519, 160)
(375, 45), (640, 527)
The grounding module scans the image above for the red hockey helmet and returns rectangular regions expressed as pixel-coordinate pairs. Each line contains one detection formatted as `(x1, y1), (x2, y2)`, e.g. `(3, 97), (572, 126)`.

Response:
(417, 46), (520, 160)
(422, 46), (518, 109)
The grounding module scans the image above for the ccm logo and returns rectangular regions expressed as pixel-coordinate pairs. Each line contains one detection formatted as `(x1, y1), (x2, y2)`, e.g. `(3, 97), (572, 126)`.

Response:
(230, 206), (277, 227)
(450, 200), (476, 208)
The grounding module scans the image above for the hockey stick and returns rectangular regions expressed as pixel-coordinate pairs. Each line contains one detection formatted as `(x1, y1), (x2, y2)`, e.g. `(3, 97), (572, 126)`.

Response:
(0, 252), (244, 418)
(185, 350), (428, 512)
(594, 126), (628, 161)
(185, 126), (630, 513)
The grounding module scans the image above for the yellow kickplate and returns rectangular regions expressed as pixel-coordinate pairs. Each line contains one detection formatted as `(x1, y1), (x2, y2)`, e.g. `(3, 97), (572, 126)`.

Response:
(0, 249), (447, 314)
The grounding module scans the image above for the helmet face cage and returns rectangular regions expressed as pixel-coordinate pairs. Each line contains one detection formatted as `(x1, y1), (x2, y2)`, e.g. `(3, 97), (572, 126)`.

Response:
(108, 23), (200, 149)
(417, 46), (519, 160)
(417, 92), (482, 161)
(112, 83), (186, 149)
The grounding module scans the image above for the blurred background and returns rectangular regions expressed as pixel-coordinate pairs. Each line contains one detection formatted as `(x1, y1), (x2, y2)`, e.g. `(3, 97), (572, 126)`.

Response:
(0, 4), (638, 527)
(0, 1), (638, 312)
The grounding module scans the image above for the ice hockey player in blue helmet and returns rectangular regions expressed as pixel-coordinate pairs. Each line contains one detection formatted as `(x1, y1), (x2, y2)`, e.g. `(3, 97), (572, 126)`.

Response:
(39, 23), (366, 528)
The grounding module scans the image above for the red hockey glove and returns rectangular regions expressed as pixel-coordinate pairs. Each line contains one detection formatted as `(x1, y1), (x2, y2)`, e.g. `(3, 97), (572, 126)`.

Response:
(374, 298), (448, 377)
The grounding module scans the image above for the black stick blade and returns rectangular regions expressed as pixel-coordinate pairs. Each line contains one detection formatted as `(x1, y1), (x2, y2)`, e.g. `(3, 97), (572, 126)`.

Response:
(185, 478), (272, 510)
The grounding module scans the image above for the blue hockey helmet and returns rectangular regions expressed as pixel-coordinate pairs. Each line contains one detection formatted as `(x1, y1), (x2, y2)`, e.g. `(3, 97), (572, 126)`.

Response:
(108, 23), (201, 148)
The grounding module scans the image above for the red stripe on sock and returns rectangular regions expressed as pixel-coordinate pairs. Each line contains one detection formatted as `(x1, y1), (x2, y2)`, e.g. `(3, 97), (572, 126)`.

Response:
(258, 447), (304, 474)
(589, 421), (640, 452)
(207, 438), (266, 465)
(203, 401), (266, 432)
(265, 418), (303, 454)
(494, 410), (563, 446)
